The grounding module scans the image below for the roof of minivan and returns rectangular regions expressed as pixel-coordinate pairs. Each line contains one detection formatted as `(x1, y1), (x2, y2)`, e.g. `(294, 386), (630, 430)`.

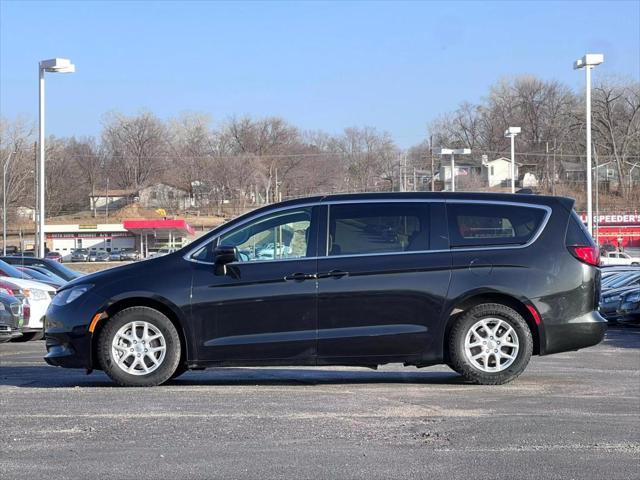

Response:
(277, 191), (574, 209)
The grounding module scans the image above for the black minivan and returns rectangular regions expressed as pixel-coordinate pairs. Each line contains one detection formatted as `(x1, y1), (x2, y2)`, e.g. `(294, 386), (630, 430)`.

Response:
(44, 192), (606, 386)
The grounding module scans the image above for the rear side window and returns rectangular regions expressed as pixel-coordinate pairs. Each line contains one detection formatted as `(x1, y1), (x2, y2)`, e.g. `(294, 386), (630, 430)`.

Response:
(565, 211), (593, 246)
(447, 203), (546, 247)
(328, 203), (430, 256)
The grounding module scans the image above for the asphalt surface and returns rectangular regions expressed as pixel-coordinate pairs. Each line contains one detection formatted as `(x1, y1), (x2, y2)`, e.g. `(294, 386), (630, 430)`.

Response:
(1, 327), (639, 480)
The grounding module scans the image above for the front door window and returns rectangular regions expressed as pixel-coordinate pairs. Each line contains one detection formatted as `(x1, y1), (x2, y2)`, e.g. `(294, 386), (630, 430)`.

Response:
(219, 208), (313, 262)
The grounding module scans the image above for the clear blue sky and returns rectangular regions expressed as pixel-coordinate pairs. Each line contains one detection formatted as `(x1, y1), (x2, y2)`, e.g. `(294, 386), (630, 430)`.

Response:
(1, 0), (639, 147)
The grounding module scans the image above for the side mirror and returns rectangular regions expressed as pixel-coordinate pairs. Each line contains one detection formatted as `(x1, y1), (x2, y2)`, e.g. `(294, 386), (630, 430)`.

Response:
(214, 245), (238, 266)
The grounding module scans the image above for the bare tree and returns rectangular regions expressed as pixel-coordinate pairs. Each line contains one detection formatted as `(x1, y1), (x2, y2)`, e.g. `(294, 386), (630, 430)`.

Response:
(0, 117), (36, 222)
(592, 79), (640, 198)
(102, 111), (168, 189)
(68, 137), (103, 215)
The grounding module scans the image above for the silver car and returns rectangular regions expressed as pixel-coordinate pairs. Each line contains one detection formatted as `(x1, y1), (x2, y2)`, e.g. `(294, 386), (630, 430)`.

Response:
(71, 249), (90, 262)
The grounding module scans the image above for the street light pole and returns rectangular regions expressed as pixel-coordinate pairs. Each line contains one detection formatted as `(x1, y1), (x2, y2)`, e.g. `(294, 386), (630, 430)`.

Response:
(38, 66), (45, 257)
(3, 151), (16, 256)
(37, 58), (75, 257)
(574, 53), (604, 236)
(504, 127), (521, 193)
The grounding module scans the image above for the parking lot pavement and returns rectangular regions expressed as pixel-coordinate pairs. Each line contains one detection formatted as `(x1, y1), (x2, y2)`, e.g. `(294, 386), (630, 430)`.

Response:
(1, 328), (639, 480)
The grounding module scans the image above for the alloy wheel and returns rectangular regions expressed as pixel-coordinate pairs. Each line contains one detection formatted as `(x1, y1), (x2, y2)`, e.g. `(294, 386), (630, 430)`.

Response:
(111, 321), (167, 376)
(463, 318), (520, 373)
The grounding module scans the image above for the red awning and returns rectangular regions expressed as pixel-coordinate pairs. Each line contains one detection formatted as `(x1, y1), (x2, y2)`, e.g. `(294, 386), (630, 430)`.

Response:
(122, 219), (195, 236)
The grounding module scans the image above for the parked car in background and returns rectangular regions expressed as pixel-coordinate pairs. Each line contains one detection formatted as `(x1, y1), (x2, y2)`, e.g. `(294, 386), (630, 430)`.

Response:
(45, 192), (606, 387)
(598, 271), (640, 321)
(109, 250), (123, 261)
(0, 291), (23, 343)
(45, 252), (63, 262)
(119, 249), (140, 261)
(21, 266), (67, 285)
(15, 267), (64, 288)
(600, 251), (640, 266)
(0, 279), (30, 334)
(11, 250), (35, 257)
(71, 249), (90, 262)
(148, 247), (176, 258)
(0, 256), (83, 282)
(89, 251), (110, 262)
(0, 262), (55, 341)
(617, 288), (640, 325)
(601, 271), (640, 290)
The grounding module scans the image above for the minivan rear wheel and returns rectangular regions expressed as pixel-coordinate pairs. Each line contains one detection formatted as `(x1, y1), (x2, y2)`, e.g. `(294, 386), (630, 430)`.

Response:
(97, 307), (181, 387)
(448, 303), (533, 385)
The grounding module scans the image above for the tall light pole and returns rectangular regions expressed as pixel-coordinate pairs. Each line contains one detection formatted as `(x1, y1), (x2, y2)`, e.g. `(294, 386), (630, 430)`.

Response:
(3, 151), (17, 255)
(504, 127), (521, 193)
(574, 53), (604, 236)
(38, 58), (75, 257)
(438, 148), (471, 192)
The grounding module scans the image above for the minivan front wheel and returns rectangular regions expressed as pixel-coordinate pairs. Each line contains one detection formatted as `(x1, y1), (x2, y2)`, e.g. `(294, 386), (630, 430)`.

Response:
(97, 307), (181, 387)
(448, 303), (533, 385)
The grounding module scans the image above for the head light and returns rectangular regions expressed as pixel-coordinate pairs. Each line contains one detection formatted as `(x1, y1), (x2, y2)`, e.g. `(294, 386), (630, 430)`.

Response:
(51, 285), (93, 306)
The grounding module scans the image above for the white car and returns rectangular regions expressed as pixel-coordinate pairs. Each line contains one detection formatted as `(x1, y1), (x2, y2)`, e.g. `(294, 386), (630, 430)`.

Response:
(600, 251), (640, 266)
(148, 248), (177, 258)
(0, 276), (56, 341)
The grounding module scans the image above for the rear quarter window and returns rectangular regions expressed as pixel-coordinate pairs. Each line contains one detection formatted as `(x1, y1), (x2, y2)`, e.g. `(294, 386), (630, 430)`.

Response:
(565, 211), (594, 246)
(447, 203), (547, 248)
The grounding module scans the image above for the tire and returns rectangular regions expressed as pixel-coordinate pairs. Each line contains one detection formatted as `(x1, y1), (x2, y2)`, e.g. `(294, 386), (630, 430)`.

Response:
(448, 303), (533, 385)
(97, 307), (181, 387)
(11, 331), (44, 342)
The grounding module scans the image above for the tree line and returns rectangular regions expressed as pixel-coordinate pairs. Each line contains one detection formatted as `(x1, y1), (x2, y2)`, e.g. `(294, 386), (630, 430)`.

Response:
(1, 74), (638, 221)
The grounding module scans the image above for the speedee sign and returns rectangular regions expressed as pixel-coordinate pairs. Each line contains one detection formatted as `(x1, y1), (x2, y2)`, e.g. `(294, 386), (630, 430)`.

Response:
(579, 213), (640, 225)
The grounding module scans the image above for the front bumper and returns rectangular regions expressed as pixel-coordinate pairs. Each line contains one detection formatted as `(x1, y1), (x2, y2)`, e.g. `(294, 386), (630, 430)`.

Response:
(0, 328), (22, 342)
(542, 310), (607, 355)
(43, 292), (105, 369)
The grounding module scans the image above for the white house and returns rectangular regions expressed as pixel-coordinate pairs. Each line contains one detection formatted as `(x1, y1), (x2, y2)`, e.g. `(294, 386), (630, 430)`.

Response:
(487, 157), (519, 187)
(89, 183), (192, 212)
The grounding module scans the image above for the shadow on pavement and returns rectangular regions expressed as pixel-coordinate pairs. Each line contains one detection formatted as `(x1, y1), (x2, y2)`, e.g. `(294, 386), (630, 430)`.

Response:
(0, 364), (465, 388)
(602, 325), (640, 349)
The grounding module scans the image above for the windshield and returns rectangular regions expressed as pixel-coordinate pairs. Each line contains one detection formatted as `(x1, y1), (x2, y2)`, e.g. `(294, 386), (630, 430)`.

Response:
(0, 260), (34, 280)
(54, 263), (83, 279)
(29, 267), (66, 283)
(19, 267), (60, 284)
(606, 273), (640, 289)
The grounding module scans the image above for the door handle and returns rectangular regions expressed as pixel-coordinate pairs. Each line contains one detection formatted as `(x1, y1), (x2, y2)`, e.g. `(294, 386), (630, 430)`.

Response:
(284, 272), (317, 281)
(318, 270), (349, 279)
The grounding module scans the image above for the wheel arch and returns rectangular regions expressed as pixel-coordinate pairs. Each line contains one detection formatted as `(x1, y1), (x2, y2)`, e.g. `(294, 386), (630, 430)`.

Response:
(90, 295), (190, 371)
(442, 291), (541, 360)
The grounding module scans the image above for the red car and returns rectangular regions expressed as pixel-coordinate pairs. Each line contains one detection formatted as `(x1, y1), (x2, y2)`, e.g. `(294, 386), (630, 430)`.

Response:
(45, 251), (63, 262)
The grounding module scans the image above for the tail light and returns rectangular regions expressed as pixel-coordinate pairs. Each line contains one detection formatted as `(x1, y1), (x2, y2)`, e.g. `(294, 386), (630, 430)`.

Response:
(568, 245), (600, 266)
(23, 301), (31, 322)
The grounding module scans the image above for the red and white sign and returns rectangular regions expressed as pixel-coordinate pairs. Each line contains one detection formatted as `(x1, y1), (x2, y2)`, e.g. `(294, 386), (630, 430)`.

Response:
(579, 212), (640, 248)
(580, 213), (640, 225)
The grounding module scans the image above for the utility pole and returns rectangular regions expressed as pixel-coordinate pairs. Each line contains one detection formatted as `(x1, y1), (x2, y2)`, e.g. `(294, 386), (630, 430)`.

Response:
(33, 141), (38, 254)
(3, 151), (16, 256)
(105, 178), (109, 219)
(552, 139), (557, 196)
(430, 135), (435, 192)
(545, 141), (549, 191)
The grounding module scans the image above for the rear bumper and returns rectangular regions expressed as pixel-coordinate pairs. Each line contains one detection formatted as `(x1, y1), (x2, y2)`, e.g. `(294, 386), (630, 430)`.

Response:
(542, 310), (607, 355)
